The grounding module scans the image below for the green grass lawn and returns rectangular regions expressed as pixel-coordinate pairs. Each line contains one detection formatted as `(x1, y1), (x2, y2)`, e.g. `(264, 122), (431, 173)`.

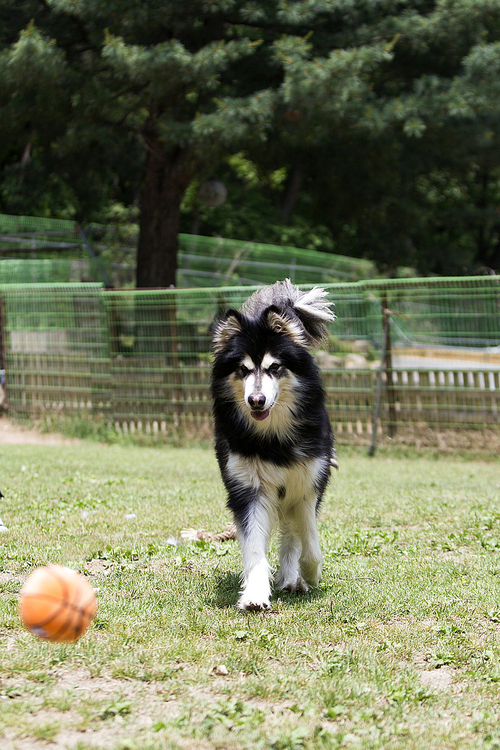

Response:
(1, 441), (500, 749)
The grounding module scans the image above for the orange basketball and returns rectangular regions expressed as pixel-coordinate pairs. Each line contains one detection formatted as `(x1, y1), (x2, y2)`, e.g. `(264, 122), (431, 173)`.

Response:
(19, 565), (97, 642)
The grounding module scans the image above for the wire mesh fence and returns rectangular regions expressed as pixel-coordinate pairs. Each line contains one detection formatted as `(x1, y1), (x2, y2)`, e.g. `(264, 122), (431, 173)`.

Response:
(0, 213), (380, 288)
(0, 214), (113, 286)
(0, 283), (109, 416)
(1, 276), (499, 446)
(176, 234), (378, 287)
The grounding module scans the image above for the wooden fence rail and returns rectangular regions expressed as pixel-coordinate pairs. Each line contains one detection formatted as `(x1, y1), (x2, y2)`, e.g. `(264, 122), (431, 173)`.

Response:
(4, 354), (499, 436)
(1, 278), (499, 444)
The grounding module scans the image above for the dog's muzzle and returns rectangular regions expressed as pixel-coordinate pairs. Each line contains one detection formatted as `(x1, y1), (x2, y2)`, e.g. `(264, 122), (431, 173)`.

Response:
(248, 393), (270, 421)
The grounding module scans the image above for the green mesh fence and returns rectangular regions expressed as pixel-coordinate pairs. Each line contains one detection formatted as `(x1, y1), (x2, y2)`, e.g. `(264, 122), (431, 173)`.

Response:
(0, 283), (109, 414)
(0, 213), (380, 288)
(0, 258), (99, 284)
(325, 277), (500, 442)
(0, 214), (112, 286)
(177, 234), (378, 286)
(1, 277), (499, 445)
(0, 214), (78, 233)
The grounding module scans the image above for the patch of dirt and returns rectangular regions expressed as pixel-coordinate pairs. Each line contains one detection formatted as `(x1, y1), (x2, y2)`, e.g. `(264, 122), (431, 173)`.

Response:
(412, 652), (466, 695)
(0, 667), (183, 750)
(420, 667), (455, 691)
(84, 559), (114, 576)
(0, 417), (81, 446)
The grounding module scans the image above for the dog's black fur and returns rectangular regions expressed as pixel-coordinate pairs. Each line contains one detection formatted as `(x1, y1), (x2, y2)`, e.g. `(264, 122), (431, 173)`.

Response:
(211, 280), (335, 610)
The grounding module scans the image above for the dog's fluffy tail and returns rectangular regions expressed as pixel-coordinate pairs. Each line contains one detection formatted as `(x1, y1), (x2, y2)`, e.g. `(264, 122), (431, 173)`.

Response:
(242, 279), (335, 346)
(294, 285), (334, 320)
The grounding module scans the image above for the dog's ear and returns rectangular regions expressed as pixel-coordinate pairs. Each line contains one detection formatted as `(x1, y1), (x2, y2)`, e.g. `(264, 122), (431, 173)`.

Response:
(265, 307), (310, 348)
(212, 309), (243, 353)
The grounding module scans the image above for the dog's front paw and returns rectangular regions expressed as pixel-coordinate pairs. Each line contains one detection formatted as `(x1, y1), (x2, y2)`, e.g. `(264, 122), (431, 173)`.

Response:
(238, 593), (271, 611)
(238, 562), (271, 611)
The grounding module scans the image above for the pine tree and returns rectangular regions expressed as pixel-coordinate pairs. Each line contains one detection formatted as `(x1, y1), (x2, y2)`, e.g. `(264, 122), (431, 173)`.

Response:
(1, 1), (393, 285)
(2, 1), (500, 282)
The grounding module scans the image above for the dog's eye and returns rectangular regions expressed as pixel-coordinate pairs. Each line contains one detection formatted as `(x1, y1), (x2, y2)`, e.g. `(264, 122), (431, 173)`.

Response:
(268, 363), (281, 375)
(239, 364), (250, 376)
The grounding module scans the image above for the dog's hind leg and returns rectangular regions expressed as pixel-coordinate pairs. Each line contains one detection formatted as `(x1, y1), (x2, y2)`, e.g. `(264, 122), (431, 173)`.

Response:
(275, 516), (308, 593)
(236, 497), (274, 611)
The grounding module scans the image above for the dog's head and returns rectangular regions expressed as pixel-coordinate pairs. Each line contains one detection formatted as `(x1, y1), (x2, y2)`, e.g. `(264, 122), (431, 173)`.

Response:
(212, 304), (326, 426)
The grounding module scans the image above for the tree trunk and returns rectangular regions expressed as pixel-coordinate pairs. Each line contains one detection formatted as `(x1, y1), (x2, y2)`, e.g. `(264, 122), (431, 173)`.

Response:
(474, 168), (490, 273)
(278, 166), (304, 225)
(136, 136), (193, 288)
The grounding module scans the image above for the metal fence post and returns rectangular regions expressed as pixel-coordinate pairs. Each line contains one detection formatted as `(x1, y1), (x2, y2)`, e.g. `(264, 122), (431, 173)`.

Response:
(0, 293), (7, 410)
(0, 293), (3, 371)
(368, 302), (389, 456)
(368, 295), (397, 455)
(383, 293), (397, 437)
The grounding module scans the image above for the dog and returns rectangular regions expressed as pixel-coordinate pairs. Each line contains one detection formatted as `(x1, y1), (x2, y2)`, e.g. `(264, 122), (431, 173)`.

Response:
(211, 279), (335, 611)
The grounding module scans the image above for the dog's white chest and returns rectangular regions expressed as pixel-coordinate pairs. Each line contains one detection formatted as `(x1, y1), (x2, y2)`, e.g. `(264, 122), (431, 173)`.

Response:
(226, 452), (326, 504)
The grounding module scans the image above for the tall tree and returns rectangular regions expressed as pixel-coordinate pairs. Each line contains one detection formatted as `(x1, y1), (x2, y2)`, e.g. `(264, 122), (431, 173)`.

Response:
(182, 0), (500, 276)
(2, 1), (500, 283)
(0, 1), (399, 285)
(0, 1), (279, 285)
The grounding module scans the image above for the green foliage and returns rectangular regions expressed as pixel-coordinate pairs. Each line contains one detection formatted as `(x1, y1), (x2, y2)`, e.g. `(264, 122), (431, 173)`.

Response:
(1, 0), (500, 276)
(181, 159), (336, 251)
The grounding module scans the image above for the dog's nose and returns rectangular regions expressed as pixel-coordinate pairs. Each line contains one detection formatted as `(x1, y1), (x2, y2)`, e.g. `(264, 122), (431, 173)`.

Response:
(248, 393), (266, 409)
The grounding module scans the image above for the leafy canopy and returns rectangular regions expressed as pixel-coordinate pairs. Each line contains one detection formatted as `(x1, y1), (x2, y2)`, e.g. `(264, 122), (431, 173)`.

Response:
(1, 1), (500, 275)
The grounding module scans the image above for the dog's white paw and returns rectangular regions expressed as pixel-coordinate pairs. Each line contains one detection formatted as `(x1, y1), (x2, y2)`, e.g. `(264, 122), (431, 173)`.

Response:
(300, 560), (322, 588)
(238, 560), (271, 611)
(238, 593), (271, 611)
(275, 572), (309, 594)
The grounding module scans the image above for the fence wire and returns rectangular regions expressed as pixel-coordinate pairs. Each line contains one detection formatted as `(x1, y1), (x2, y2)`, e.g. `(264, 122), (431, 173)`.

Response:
(1, 277), (499, 445)
(0, 213), (379, 287)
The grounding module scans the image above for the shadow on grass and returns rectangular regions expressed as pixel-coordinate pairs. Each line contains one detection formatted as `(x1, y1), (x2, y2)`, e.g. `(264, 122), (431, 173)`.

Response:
(209, 570), (241, 609)
(209, 570), (327, 610)
(274, 585), (327, 608)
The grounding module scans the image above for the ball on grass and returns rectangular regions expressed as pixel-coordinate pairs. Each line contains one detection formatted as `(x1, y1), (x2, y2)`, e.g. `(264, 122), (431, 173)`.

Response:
(19, 564), (97, 642)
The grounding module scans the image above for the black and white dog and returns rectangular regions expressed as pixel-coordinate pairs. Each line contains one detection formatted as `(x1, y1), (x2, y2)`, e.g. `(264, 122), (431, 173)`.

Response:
(211, 279), (335, 611)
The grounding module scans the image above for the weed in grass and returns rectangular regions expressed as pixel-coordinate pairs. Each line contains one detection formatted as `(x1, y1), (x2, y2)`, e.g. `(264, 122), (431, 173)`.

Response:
(43, 690), (74, 712)
(270, 726), (310, 750)
(31, 721), (61, 740)
(99, 700), (132, 720)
